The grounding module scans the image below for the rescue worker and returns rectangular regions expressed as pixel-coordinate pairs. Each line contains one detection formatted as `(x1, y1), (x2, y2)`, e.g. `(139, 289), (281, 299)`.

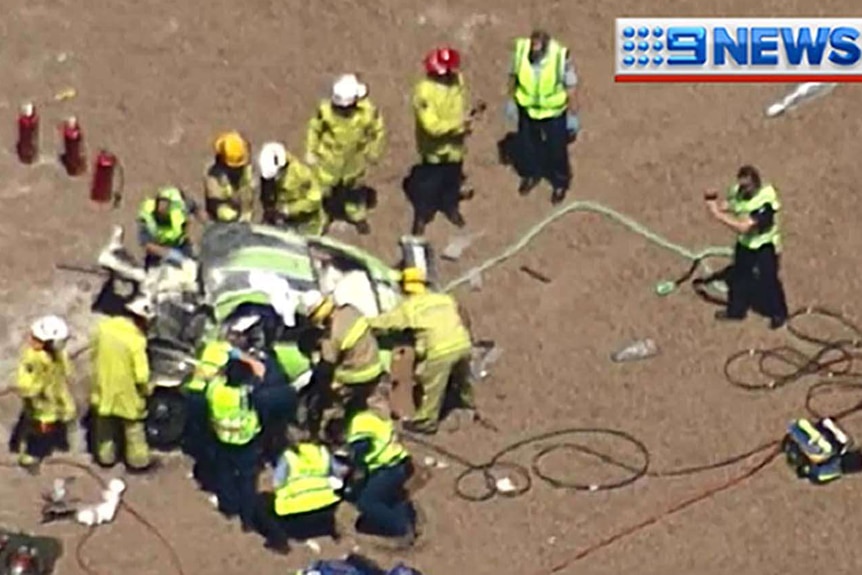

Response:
(368, 267), (473, 435)
(183, 338), (231, 492)
(306, 74), (385, 235)
(89, 295), (155, 471)
(207, 352), (264, 531)
(705, 165), (789, 329)
(11, 316), (76, 472)
(330, 401), (416, 548)
(508, 29), (580, 204)
(204, 131), (255, 223)
(137, 186), (203, 269)
(258, 141), (327, 236)
(298, 290), (386, 437)
(410, 47), (473, 236)
(256, 429), (343, 554)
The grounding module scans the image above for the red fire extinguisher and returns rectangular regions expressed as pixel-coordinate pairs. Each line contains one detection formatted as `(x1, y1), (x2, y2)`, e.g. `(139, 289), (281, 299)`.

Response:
(90, 149), (122, 206)
(61, 116), (85, 176)
(16, 103), (39, 165)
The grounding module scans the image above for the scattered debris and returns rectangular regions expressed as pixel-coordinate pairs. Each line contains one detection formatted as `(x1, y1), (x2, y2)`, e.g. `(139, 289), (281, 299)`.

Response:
(520, 265), (551, 283)
(470, 341), (502, 380)
(304, 539), (322, 554)
(765, 82), (836, 118)
(53, 88), (76, 102)
(611, 338), (658, 363)
(442, 233), (480, 261)
(495, 477), (516, 493)
(422, 456), (449, 469)
(56, 52), (69, 63)
(75, 478), (126, 527)
(468, 270), (483, 291)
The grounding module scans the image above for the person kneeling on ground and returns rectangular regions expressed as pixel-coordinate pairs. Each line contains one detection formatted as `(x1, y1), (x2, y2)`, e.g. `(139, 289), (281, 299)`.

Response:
(11, 316), (76, 473)
(329, 394), (417, 549)
(257, 428), (343, 554)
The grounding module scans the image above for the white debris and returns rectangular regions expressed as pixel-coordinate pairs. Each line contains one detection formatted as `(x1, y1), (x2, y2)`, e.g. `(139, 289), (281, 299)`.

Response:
(495, 477), (516, 493)
(765, 82), (836, 118)
(304, 539), (322, 554)
(468, 270), (483, 291)
(422, 456), (449, 469)
(75, 478), (126, 526)
(442, 233), (481, 261)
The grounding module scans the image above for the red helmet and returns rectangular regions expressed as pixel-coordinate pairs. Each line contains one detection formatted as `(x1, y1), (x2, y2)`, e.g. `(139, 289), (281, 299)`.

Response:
(424, 47), (460, 75)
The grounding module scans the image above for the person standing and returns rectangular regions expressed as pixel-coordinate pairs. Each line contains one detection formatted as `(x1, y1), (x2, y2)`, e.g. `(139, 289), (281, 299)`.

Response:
(306, 74), (385, 235)
(409, 47), (474, 235)
(89, 295), (156, 471)
(508, 29), (579, 204)
(204, 131), (255, 223)
(705, 165), (789, 329)
(11, 316), (76, 472)
(207, 353), (264, 531)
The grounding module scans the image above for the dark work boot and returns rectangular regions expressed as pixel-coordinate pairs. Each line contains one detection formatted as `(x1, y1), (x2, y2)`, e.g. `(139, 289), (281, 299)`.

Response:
(769, 316), (787, 330)
(518, 177), (539, 196)
(446, 210), (466, 228)
(411, 219), (426, 236)
(551, 187), (567, 204)
(355, 221), (371, 235)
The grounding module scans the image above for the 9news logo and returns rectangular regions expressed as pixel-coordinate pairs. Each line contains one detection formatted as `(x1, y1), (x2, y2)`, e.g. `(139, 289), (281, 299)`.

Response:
(615, 18), (862, 82)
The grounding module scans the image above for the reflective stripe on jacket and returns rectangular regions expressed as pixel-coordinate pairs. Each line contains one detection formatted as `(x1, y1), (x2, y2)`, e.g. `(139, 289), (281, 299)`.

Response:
(412, 75), (468, 164)
(206, 376), (261, 445)
(346, 410), (408, 471)
(274, 443), (340, 516)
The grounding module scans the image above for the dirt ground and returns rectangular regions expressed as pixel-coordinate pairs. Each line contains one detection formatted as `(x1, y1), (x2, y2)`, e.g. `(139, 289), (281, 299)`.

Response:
(3, 0), (862, 573)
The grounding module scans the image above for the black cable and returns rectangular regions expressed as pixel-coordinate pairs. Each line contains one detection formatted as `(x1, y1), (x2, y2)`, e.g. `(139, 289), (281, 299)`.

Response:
(402, 307), (862, 502)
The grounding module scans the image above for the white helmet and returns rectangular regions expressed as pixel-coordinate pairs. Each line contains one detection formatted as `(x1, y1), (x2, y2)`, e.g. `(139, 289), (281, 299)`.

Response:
(31, 315), (69, 342)
(299, 289), (325, 316)
(228, 314), (261, 334)
(258, 142), (288, 180)
(331, 74), (368, 107)
(126, 295), (155, 320)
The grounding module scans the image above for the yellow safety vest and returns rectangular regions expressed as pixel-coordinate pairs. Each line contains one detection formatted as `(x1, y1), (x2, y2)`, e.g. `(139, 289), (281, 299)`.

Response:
(184, 340), (231, 393)
(274, 443), (341, 516)
(206, 376), (260, 445)
(346, 411), (408, 472)
(513, 38), (568, 120)
(728, 184), (781, 251)
(138, 187), (188, 247)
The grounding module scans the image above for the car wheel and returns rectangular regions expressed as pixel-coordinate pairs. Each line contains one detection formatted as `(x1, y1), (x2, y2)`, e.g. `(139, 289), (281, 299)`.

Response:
(146, 389), (188, 449)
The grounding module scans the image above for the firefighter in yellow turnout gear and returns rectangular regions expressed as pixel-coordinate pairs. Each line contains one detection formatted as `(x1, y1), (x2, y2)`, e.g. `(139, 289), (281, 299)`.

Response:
(204, 131), (255, 223)
(256, 433), (342, 554)
(258, 141), (327, 236)
(306, 74), (385, 235)
(89, 296), (155, 471)
(299, 290), (386, 436)
(11, 316), (76, 471)
(368, 268), (473, 434)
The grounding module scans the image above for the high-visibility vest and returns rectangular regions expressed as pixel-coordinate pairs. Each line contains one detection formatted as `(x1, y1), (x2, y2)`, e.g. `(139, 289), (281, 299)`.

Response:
(206, 376), (260, 445)
(274, 443), (341, 516)
(728, 184), (781, 251)
(184, 340), (231, 393)
(512, 37), (569, 120)
(346, 411), (408, 472)
(137, 187), (188, 247)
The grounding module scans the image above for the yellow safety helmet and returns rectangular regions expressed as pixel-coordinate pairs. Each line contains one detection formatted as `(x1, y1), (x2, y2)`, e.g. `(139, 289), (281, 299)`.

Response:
(401, 267), (427, 294)
(214, 131), (250, 168)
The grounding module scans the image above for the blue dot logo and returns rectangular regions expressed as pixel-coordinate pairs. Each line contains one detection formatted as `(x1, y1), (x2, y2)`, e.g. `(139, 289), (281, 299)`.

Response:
(653, 55), (664, 65)
(653, 40), (663, 50)
(637, 41), (649, 51)
(637, 55), (649, 66)
(652, 27), (663, 38)
(638, 27), (649, 38)
(623, 26), (635, 38)
(623, 41), (635, 52)
(623, 55), (635, 67)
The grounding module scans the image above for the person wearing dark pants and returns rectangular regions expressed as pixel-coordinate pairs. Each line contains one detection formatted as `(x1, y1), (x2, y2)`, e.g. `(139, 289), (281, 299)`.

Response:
(256, 439), (342, 554)
(340, 406), (416, 548)
(509, 30), (579, 204)
(206, 357), (264, 531)
(410, 46), (472, 236)
(706, 164), (789, 329)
